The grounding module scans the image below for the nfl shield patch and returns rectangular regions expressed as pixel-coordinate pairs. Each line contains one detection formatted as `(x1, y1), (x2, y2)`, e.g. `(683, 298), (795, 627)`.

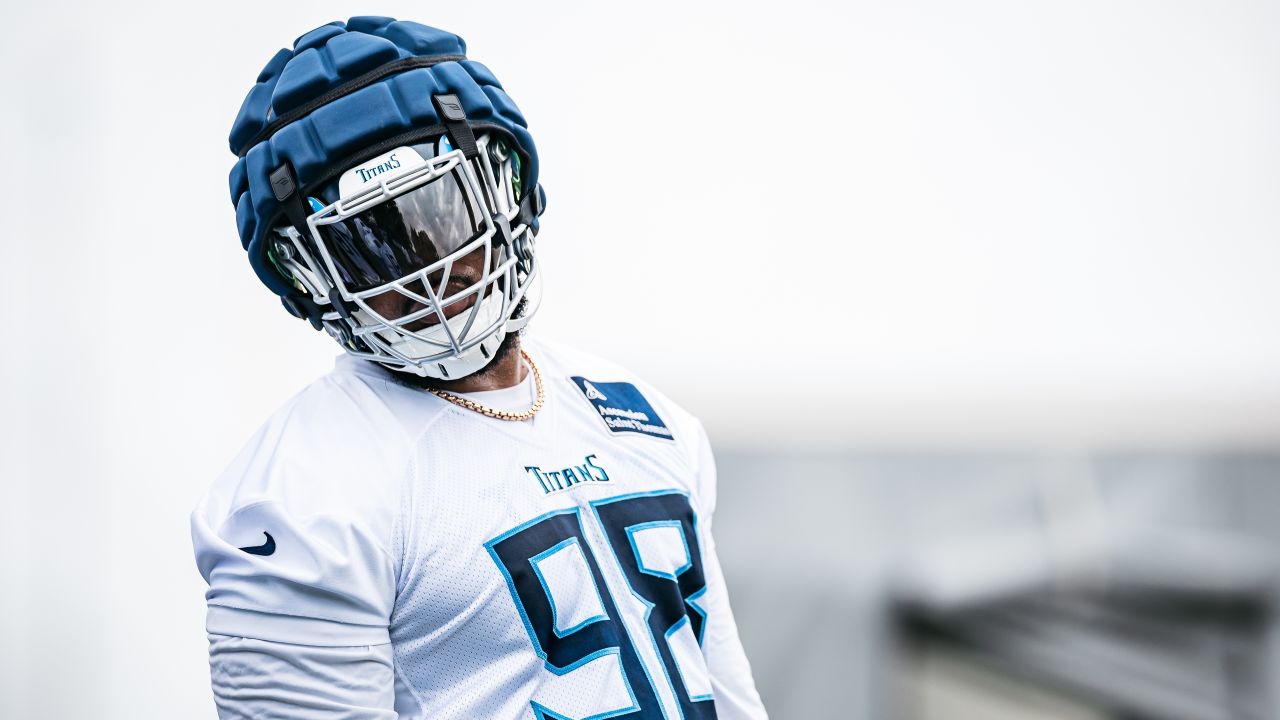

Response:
(570, 377), (674, 441)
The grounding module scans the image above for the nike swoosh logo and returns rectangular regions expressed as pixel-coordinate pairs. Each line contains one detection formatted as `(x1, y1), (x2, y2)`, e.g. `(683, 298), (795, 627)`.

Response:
(239, 531), (276, 556)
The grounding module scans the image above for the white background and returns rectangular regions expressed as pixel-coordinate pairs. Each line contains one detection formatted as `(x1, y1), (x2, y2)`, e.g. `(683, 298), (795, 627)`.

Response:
(2, 1), (1278, 718)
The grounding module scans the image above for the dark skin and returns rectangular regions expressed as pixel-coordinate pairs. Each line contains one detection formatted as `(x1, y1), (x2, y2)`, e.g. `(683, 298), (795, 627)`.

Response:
(363, 246), (527, 393)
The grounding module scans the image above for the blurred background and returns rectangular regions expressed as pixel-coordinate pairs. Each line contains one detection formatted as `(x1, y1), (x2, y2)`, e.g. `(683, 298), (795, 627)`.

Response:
(3, 0), (1279, 718)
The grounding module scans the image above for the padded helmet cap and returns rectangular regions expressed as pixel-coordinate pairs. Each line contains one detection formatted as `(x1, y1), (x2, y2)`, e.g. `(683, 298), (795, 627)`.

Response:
(227, 17), (541, 300)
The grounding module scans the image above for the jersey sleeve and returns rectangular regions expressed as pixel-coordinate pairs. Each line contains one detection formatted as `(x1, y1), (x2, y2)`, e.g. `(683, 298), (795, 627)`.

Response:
(190, 386), (407, 647)
(689, 420), (770, 719)
(207, 634), (398, 719)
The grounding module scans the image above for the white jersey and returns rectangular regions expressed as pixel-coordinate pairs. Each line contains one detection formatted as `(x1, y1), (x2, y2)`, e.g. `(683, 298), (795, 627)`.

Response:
(190, 336), (767, 720)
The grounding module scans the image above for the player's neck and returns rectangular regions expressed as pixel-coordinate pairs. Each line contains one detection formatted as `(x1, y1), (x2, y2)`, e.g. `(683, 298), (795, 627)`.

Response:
(420, 335), (526, 394)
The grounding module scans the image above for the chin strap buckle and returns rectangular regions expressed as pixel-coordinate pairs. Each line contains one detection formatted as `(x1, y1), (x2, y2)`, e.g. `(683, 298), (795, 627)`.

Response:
(281, 295), (324, 331)
(269, 161), (333, 326)
(433, 94), (479, 160)
(269, 162), (313, 236)
(492, 211), (514, 248)
(514, 183), (545, 234)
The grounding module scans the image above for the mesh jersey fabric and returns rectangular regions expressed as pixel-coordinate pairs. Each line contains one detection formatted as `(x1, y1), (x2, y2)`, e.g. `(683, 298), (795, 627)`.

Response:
(190, 336), (768, 719)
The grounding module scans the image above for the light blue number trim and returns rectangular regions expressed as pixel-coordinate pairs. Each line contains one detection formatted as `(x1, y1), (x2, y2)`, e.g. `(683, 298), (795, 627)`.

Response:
(663, 616), (715, 702)
(484, 507), (642, 720)
(589, 489), (713, 719)
(530, 536), (610, 638)
(486, 508), (643, 720)
(531, 700), (638, 720)
(685, 586), (709, 647)
(625, 520), (692, 581)
(531, 702), (575, 720)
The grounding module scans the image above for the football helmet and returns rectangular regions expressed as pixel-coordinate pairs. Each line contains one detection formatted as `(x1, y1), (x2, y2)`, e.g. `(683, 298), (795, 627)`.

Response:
(269, 133), (539, 379)
(226, 17), (546, 380)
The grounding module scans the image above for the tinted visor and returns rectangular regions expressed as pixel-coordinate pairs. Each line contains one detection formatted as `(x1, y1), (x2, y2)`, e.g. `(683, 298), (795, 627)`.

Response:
(314, 170), (484, 293)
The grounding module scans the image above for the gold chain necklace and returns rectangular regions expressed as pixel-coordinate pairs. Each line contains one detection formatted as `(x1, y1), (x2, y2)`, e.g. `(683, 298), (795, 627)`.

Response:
(427, 348), (545, 421)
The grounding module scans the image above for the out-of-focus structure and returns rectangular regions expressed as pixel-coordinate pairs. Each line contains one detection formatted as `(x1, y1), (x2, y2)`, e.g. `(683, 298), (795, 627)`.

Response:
(712, 452), (1280, 719)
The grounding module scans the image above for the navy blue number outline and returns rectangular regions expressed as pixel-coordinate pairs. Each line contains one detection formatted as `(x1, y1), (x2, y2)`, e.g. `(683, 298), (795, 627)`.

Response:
(485, 507), (659, 719)
(591, 491), (717, 719)
(487, 493), (716, 720)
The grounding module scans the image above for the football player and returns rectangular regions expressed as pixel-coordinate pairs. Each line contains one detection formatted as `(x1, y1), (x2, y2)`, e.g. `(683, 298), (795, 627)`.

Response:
(191, 17), (767, 719)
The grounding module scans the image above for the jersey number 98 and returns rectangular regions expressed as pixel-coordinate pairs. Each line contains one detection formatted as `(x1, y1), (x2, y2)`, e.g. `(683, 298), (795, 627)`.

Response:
(487, 491), (716, 719)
